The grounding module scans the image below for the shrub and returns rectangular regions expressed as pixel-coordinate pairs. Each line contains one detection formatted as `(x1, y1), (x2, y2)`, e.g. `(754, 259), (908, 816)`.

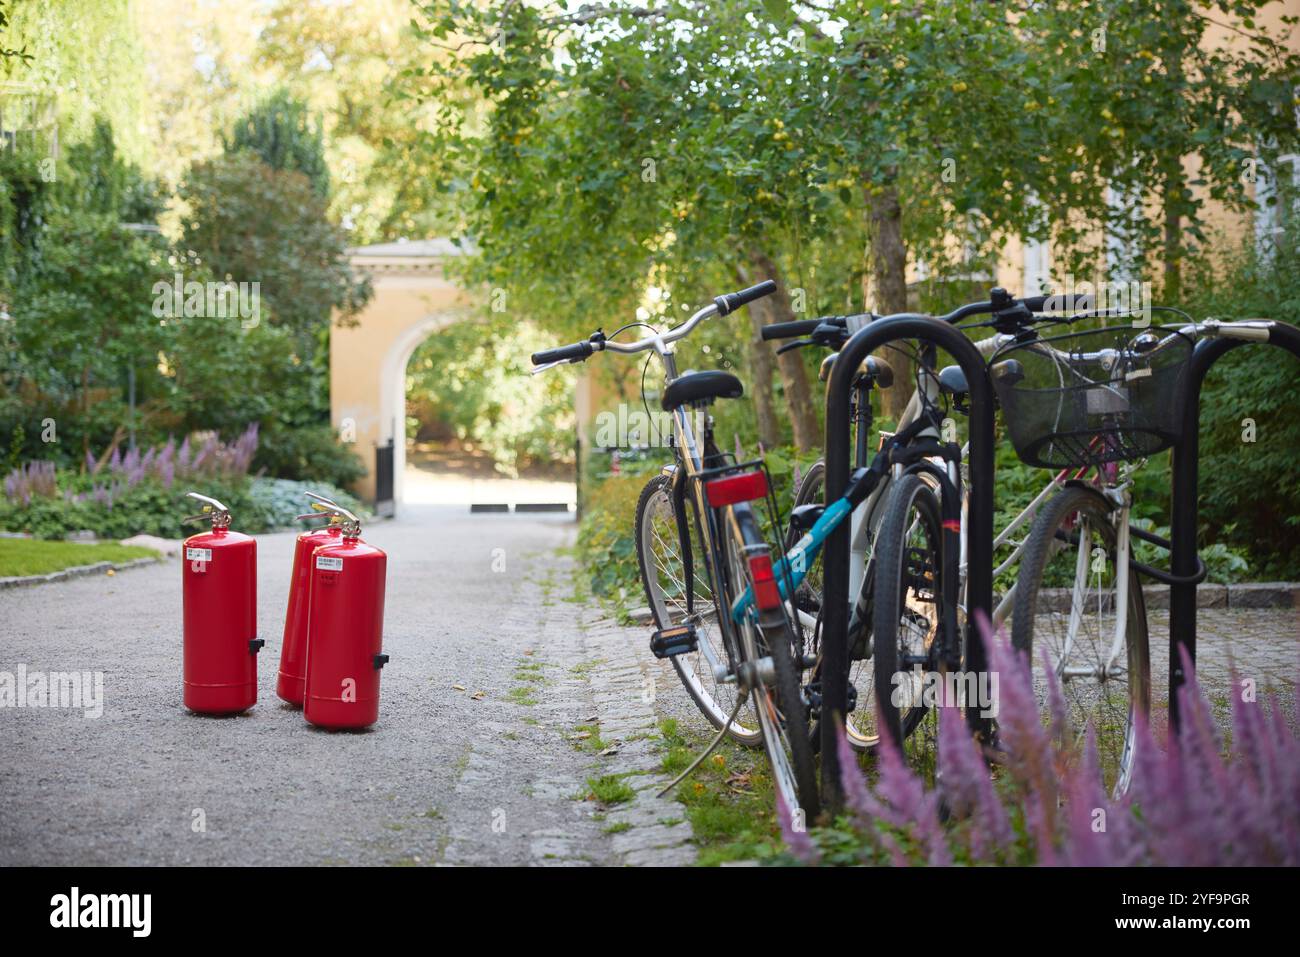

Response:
(784, 622), (1300, 867)
(1183, 228), (1300, 579)
(576, 473), (646, 606)
(246, 477), (365, 530)
(0, 426), (260, 539)
(252, 420), (366, 489)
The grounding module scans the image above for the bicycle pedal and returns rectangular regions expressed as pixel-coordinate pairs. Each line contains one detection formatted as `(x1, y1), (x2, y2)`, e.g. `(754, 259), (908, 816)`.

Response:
(650, 623), (699, 659)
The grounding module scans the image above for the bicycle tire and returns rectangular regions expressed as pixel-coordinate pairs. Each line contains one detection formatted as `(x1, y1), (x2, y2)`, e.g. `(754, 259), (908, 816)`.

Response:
(1010, 483), (1150, 797)
(734, 503), (820, 820)
(871, 472), (945, 752)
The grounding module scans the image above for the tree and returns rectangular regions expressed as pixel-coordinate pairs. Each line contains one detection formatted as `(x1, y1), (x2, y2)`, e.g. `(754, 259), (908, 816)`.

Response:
(1, 120), (166, 461)
(179, 152), (370, 371)
(413, 0), (834, 449)
(1024, 0), (1300, 299)
(0, 0), (32, 63)
(225, 89), (331, 198)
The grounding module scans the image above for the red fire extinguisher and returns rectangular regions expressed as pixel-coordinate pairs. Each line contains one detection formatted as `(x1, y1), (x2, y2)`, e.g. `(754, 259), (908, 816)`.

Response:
(302, 503), (389, 730)
(276, 492), (345, 706)
(181, 492), (262, 714)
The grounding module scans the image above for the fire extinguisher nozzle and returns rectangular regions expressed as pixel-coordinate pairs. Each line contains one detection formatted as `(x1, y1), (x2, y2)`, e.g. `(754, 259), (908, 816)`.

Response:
(249, 638), (265, 654)
(374, 654), (390, 670)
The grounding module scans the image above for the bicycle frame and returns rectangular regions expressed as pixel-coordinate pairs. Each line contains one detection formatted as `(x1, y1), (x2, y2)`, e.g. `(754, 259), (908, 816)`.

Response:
(634, 313), (775, 690)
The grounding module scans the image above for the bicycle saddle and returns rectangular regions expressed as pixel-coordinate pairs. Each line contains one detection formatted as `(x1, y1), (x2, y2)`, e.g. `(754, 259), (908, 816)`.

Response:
(818, 353), (895, 387)
(661, 370), (744, 411)
(938, 364), (968, 395)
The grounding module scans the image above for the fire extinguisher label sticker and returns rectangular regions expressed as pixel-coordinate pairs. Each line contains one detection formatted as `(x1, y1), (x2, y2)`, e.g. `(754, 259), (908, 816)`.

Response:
(315, 556), (344, 571)
(185, 547), (213, 563)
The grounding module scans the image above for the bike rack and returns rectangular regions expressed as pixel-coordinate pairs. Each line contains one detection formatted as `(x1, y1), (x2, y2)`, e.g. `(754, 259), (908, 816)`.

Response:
(820, 315), (997, 811)
(1167, 321), (1300, 730)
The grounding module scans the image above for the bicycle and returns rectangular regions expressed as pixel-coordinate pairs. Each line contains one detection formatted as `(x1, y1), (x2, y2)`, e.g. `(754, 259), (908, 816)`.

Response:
(989, 314), (1274, 795)
(531, 280), (820, 820)
(755, 292), (1266, 779)
(757, 291), (1052, 754)
(857, 304), (1274, 794)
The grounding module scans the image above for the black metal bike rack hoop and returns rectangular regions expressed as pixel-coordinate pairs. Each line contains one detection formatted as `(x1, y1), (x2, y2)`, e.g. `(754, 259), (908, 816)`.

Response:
(1168, 321), (1300, 730)
(820, 314), (997, 810)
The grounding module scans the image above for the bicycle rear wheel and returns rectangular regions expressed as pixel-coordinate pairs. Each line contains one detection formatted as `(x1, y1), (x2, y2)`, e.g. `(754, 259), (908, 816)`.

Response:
(734, 503), (820, 821)
(1011, 484), (1149, 797)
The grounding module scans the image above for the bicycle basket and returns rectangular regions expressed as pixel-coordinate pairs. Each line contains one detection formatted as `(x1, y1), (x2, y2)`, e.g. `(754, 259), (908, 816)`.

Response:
(989, 324), (1194, 469)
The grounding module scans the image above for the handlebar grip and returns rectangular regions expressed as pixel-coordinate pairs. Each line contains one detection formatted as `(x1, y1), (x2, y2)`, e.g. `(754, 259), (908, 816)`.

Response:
(531, 340), (595, 366)
(714, 279), (778, 316)
(761, 319), (823, 341)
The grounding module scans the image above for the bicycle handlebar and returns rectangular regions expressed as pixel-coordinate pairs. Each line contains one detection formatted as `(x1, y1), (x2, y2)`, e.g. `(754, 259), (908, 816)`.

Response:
(760, 291), (1078, 349)
(761, 318), (826, 341)
(531, 338), (599, 366)
(530, 280), (779, 368)
(714, 279), (777, 316)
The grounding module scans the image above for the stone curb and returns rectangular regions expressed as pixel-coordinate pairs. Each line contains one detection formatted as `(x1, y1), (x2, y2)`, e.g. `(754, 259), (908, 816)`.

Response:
(0, 555), (163, 590)
(579, 609), (698, 867)
(1033, 582), (1299, 612)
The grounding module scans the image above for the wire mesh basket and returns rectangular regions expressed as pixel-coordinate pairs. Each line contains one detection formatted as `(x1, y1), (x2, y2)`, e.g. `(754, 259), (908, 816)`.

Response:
(989, 324), (1195, 469)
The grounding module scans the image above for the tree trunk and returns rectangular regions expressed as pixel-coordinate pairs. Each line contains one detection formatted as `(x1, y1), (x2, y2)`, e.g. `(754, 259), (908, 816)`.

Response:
(732, 262), (780, 449)
(865, 182), (911, 423)
(1163, 166), (1183, 302)
(747, 250), (820, 453)
(742, 295), (781, 450)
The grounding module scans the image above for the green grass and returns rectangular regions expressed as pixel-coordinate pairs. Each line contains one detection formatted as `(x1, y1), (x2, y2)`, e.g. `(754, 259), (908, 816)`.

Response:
(567, 723), (611, 753)
(603, 820), (632, 834)
(0, 539), (159, 577)
(658, 718), (785, 866)
(506, 686), (538, 706)
(586, 774), (636, 805)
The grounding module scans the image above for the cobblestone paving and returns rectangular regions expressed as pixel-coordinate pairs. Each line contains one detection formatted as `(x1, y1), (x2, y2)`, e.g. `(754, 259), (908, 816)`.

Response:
(1148, 606), (1299, 732)
(579, 611), (698, 866)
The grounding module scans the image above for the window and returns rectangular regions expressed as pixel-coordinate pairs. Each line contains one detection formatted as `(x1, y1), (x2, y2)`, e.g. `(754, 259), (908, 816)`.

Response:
(1254, 153), (1300, 253)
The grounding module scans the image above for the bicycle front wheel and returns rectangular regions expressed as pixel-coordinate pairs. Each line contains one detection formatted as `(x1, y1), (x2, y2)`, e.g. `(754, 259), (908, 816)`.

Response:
(1010, 484), (1150, 797)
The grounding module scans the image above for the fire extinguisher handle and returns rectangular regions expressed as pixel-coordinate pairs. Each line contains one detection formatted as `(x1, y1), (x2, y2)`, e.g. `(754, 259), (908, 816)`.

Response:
(184, 491), (233, 529)
(302, 492), (363, 537)
(249, 638), (265, 654)
(373, 654), (389, 670)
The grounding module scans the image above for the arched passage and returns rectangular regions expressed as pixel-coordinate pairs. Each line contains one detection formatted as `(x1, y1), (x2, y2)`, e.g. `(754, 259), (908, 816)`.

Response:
(330, 240), (473, 510)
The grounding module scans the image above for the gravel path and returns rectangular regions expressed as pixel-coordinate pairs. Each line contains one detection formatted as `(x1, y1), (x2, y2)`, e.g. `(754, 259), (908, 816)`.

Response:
(3, 500), (1293, 866)
(0, 506), (690, 866)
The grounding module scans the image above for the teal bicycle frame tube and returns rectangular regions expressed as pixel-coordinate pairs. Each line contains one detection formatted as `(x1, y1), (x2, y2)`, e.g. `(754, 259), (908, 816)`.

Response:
(729, 496), (853, 623)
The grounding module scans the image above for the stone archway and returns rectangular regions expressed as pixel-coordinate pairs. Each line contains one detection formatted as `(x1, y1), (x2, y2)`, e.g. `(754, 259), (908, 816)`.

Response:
(330, 239), (474, 509)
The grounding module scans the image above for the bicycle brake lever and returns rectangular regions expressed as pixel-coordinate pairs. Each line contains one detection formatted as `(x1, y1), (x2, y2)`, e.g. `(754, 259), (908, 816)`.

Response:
(776, 338), (815, 355)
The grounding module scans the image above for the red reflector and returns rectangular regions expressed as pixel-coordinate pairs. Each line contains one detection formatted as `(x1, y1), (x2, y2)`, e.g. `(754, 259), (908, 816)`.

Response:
(748, 552), (782, 610)
(705, 471), (769, 508)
